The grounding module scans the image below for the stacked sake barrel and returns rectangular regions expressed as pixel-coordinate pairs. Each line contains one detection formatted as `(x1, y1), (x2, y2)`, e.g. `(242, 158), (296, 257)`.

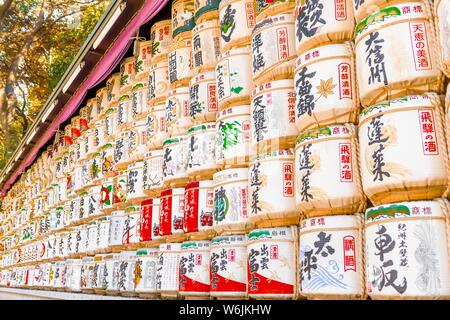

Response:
(353, 0), (450, 300)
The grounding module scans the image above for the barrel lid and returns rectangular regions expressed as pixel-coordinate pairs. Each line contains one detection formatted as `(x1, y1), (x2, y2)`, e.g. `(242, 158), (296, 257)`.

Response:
(296, 125), (352, 145)
(211, 234), (247, 247)
(181, 240), (210, 250)
(295, 42), (352, 69)
(365, 200), (445, 224)
(355, 2), (428, 40)
(359, 94), (435, 121)
(248, 226), (295, 242)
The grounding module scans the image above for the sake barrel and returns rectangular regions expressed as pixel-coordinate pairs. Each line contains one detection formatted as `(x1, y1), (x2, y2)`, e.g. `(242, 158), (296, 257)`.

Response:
(92, 254), (106, 293)
(64, 124), (73, 147)
(95, 217), (111, 254)
(255, 0), (295, 20)
(80, 106), (90, 133)
(118, 251), (136, 295)
(166, 87), (193, 137)
(86, 222), (99, 255)
(365, 200), (450, 299)
(120, 56), (136, 94)
(159, 188), (186, 241)
(131, 81), (149, 121)
(252, 13), (296, 85)
(187, 123), (218, 180)
(117, 93), (131, 130)
(96, 87), (109, 120)
(100, 177), (115, 213)
(219, 0), (256, 51)
(247, 226), (297, 299)
(299, 214), (365, 300)
(104, 107), (118, 142)
(148, 60), (170, 107)
(143, 150), (164, 197)
(295, 124), (365, 217)
(128, 118), (148, 162)
(112, 171), (127, 209)
(355, 2), (443, 107)
(73, 225), (88, 257)
(126, 161), (146, 204)
(122, 206), (141, 249)
(213, 168), (252, 234)
(358, 94), (449, 205)
(135, 248), (159, 297)
(251, 79), (298, 153)
(81, 256), (95, 292)
(162, 136), (189, 187)
(67, 259), (82, 292)
(172, 0), (195, 40)
(294, 42), (358, 132)
(113, 132), (130, 171)
(76, 136), (86, 162)
(146, 104), (167, 150)
(248, 149), (297, 227)
(294, 0), (355, 55)
(104, 253), (121, 293)
(106, 73), (121, 109)
(135, 40), (152, 82)
(108, 211), (126, 250)
(85, 129), (97, 157)
(157, 242), (182, 298)
(189, 71), (218, 123)
(215, 105), (251, 167)
(90, 94), (102, 125)
(183, 180), (215, 238)
(151, 20), (172, 63)
(179, 240), (211, 298)
(435, 0), (450, 77)
(71, 116), (82, 141)
(216, 46), (253, 109)
(192, 19), (221, 73)
(140, 198), (162, 244)
(90, 152), (103, 184)
(210, 234), (247, 298)
(100, 143), (115, 178)
(168, 36), (193, 87)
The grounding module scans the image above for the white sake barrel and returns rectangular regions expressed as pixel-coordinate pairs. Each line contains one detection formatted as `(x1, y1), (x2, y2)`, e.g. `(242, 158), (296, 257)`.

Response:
(355, 2), (443, 107)
(113, 133), (129, 171)
(90, 152), (103, 184)
(140, 198), (162, 243)
(74, 225), (88, 256)
(213, 168), (252, 234)
(122, 206), (141, 247)
(95, 217), (110, 253)
(166, 87), (193, 137)
(159, 188), (186, 240)
(162, 135), (189, 187)
(294, 43), (358, 132)
(195, 0), (220, 23)
(255, 0), (295, 20)
(299, 214), (365, 299)
(104, 253), (121, 293)
(100, 177), (114, 212)
(86, 222), (98, 254)
(126, 161), (146, 204)
(135, 248), (159, 296)
(118, 251), (136, 294)
(68, 259), (82, 292)
(119, 57), (135, 94)
(179, 241), (211, 298)
(148, 60), (169, 106)
(249, 149), (297, 227)
(85, 98), (97, 129)
(189, 71), (218, 123)
(94, 121), (106, 153)
(183, 180), (215, 238)
(294, 0), (355, 55)
(81, 256), (95, 291)
(215, 105), (251, 167)
(247, 226), (297, 299)
(365, 200), (450, 299)
(135, 40), (152, 82)
(168, 36), (193, 87)
(435, 0), (450, 77)
(219, 0), (256, 51)
(151, 20), (172, 63)
(106, 73), (121, 109)
(146, 103), (167, 150)
(358, 94), (449, 205)
(210, 234), (247, 298)
(116, 93), (131, 129)
(192, 19), (221, 73)
(104, 107), (117, 141)
(67, 230), (76, 257)
(295, 124), (365, 217)
(172, 0), (195, 40)
(128, 119), (148, 162)
(108, 211), (125, 248)
(252, 13), (296, 85)
(100, 143), (114, 178)
(143, 150), (164, 197)
(251, 79), (298, 153)
(92, 254), (106, 292)
(187, 123), (217, 180)
(130, 81), (148, 120)
(96, 87), (108, 120)
(216, 46), (253, 110)
(157, 242), (182, 298)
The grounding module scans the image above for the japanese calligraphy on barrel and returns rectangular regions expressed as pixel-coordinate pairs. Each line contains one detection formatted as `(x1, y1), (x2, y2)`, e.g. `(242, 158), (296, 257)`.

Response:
(157, 242), (182, 298)
(219, 0), (255, 51)
(162, 135), (188, 187)
(148, 60), (169, 107)
(192, 19), (221, 73)
(119, 57), (136, 94)
(187, 123), (218, 180)
(183, 180), (215, 238)
(189, 71), (218, 123)
(165, 87), (193, 137)
(134, 248), (159, 297)
(140, 198), (162, 244)
(179, 240), (211, 298)
(146, 103), (167, 150)
(159, 188), (186, 241)
(143, 150), (164, 197)
(151, 20), (172, 63)
(172, 0), (195, 40)
(168, 36), (193, 88)
(135, 40), (152, 82)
